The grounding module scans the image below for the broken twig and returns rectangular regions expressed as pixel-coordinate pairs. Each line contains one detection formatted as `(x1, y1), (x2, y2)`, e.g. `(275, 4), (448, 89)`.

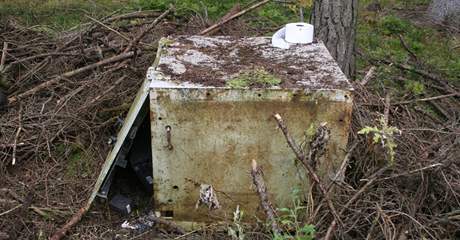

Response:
(324, 166), (389, 240)
(360, 66), (376, 86)
(272, 113), (342, 227)
(1, 42), (8, 69)
(12, 104), (23, 165)
(50, 207), (88, 240)
(200, 0), (270, 35)
(123, 6), (172, 53)
(8, 51), (135, 103)
(250, 159), (282, 235)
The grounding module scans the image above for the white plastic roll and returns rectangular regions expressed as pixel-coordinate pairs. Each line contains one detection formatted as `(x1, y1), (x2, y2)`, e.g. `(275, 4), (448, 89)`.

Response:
(285, 22), (314, 44)
(271, 27), (290, 49)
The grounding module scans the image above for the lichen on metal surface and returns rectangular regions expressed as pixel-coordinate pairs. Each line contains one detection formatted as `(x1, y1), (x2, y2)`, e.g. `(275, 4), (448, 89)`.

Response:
(154, 36), (352, 90)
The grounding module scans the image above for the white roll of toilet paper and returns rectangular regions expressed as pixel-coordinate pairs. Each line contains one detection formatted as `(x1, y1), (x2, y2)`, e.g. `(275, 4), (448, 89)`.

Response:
(285, 22), (314, 44)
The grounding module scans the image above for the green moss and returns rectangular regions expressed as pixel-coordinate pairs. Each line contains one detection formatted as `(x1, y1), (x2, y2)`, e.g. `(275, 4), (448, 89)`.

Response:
(63, 144), (93, 178)
(226, 67), (282, 88)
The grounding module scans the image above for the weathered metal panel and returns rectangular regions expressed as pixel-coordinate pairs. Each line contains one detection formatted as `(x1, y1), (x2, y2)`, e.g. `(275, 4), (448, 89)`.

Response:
(87, 78), (151, 207)
(150, 88), (353, 223)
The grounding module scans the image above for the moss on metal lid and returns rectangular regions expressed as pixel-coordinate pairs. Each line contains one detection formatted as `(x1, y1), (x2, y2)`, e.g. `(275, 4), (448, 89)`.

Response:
(154, 35), (352, 90)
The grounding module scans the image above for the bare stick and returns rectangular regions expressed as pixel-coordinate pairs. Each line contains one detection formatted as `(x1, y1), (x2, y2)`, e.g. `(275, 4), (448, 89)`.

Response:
(78, 76), (127, 110)
(0, 204), (22, 217)
(104, 10), (161, 22)
(324, 166), (389, 240)
(383, 93), (391, 126)
(203, 4), (241, 35)
(123, 7), (172, 53)
(50, 207), (88, 240)
(392, 93), (459, 105)
(251, 159), (282, 235)
(273, 113), (342, 226)
(86, 15), (131, 41)
(360, 66), (376, 86)
(200, 0), (270, 35)
(153, 216), (185, 234)
(398, 34), (418, 61)
(9, 52), (81, 65)
(12, 104), (23, 165)
(331, 141), (359, 183)
(8, 51), (134, 103)
(1, 42), (8, 69)
(0, 143), (25, 148)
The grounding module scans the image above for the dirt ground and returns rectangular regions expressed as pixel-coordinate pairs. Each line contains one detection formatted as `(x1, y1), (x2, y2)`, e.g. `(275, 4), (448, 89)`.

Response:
(1, 3), (459, 240)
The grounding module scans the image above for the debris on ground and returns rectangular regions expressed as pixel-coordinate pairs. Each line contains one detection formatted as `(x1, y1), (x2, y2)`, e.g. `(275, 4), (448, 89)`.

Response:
(0, 1), (459, 239)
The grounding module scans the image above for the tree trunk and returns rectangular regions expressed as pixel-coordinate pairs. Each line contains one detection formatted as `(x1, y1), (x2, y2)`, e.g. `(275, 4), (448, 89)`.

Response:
(311, 0), (358, 79)
(428, 0), (460, 26)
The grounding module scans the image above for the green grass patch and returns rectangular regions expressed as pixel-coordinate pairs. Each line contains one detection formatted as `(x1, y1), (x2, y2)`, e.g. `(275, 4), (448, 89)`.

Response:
(0, 0), (129, 31)
(0, 0), (300, 32)
(358, 11), (460, 94)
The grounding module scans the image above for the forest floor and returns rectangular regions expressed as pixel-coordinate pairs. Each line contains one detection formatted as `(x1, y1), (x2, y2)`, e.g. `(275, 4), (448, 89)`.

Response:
(0, 0), (459, 239)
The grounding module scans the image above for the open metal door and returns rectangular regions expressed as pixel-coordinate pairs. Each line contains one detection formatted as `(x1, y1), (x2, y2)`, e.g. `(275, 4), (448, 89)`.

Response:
(86, 77), (152, 207)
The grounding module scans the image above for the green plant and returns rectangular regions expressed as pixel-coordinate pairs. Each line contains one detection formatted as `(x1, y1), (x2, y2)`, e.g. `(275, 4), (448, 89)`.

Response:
(404, 80), (425, 95)
(274, 189), (316, 240)
(228, 205), (245, 240)
(358, 115), (401, 164)
(226, 67), (282, 88)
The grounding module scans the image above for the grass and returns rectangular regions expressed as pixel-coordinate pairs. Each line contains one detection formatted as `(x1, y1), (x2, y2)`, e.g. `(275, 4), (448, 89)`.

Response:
(0, 0), (300, 32)
(0, 0), (130, 31)
(357, 1), (460, 98)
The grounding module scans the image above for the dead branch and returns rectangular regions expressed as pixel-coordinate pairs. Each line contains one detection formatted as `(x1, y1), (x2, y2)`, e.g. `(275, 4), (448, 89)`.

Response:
(104, 10), (161, 22)
(200, 0), (270, 35)
(331, 141), (359, 183)
(0, 143), (25, 148)
(1, 42), (8, 69)
(398, 34), (418, 62)
(392, 93), (459, 105)
(12, 104), (23, 165)
(250, 159), (282, 235)
(360, 66), (376, 86)
(9, 52), (82, 65)
(123, 7), (172, 54)
(79, 76), (127, 110)
(50, 207), (88, 240)
(272, 113), (342, 226)
(153, 216), (186, 234)
(203, 4), (242, 35)
(324, 166), (389, 240)
(8, 51), (134, 103)
(85, 15), (130, 41)
(383, 93), (391, 126)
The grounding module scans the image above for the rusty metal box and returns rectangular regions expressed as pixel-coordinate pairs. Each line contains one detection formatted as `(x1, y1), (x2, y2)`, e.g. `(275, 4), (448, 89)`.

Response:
(147, 36), (353, 225)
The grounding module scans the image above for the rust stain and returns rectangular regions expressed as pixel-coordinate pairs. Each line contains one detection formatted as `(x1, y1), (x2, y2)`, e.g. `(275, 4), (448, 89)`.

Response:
(150, 88), (353, 223)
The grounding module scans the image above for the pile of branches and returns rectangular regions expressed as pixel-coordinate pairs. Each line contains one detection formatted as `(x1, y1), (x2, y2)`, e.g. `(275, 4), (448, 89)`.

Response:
(251, 76), (459, 239)
(0, 8), (183, 239)
(335, 78), (459, 239)
(0, 3), (265, 238)
(0, 4), (459, 240)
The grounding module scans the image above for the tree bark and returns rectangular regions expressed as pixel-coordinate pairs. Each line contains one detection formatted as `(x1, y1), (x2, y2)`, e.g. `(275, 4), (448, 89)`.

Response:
(311, 0), (358, 79)
(428, 0), (460, 26)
